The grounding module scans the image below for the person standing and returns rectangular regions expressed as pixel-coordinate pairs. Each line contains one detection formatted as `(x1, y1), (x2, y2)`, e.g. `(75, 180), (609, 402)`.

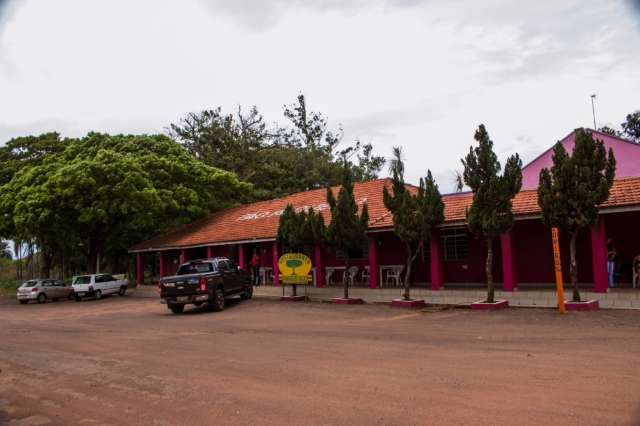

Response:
(250, 249), (261, 286)
(606, 237), (616, 288)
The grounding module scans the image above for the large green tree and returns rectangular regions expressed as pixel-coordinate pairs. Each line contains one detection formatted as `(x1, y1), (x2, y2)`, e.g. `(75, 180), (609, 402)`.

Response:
(0, 133), (249, 275)
(326, 163), (369, 300)
(538, 129), (616, 302)
(170, 94), (385, 200)
(383, 148), (444, 301)
(0, 133), (69, 186)
(462, 125), (522, 303)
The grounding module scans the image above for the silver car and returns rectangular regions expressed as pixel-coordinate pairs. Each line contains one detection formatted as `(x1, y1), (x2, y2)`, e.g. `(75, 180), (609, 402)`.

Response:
(16, 279), (74, 304)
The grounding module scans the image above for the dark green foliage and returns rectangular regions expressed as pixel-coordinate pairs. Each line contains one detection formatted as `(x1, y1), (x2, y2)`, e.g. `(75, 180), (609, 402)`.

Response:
(383, 148), (444, 300)
(276, 205), (308, 253)
(170, 94), (385, 200)
(462, 124), (522, 303)
(276, 203), (327, 295)
(277, 204), (327, 255)
(306, 207), (327, 246)
(0, 133), (69, 186)
(597, 110), (640, 143)
(598, 126), (619, 136)
(326, 163), (369, 299)
(538, 129), (616, 301)
(621, 110), (640, 143)
(0, 133), (249, 275)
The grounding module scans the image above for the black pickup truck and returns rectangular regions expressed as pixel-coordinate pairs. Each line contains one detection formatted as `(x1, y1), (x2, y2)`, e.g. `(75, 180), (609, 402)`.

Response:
(159, 257), (252, 314)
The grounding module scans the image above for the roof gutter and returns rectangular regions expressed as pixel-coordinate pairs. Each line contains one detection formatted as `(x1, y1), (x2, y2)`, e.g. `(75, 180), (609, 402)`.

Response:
(128, 237), (276, 254)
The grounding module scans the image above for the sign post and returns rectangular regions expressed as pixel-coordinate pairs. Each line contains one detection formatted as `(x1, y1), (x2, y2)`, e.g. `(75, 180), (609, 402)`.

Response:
(551, 227), (566, 314)
(278, 253), (313, 299)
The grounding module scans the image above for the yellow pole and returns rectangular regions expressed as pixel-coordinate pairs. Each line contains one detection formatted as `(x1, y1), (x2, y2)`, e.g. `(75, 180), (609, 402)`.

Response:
(551, 227), (565, 314)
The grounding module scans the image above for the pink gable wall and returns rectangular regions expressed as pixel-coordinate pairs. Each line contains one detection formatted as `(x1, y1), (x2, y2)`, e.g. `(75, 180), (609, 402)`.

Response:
(521, 130), (640, 189)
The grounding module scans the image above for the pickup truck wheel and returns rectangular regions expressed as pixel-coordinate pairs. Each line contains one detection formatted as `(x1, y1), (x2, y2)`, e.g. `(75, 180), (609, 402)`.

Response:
(210, 288), (225, 312)
(75, 295), (82, 302)
(37, 293), (46, 304)
(240, 286), (253, 300)
(118, 286), (126, 296)
(94, 290), (102, 300)
(169, 304), (185, 314)
(68, 293), (75, 300)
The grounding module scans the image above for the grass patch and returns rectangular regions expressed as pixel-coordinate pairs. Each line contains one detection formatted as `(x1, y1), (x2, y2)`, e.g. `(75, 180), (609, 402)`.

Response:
(0, 279), (22, 297)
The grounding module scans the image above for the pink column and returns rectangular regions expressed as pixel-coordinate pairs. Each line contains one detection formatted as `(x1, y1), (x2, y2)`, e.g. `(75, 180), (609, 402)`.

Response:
(272, 241), (279, 286)
(136, 253), (144, 286)
(238, 245), (247, 270)
(159, 251), (166, 278)
(314, 244), (325, 288)
(180, 249), (187, 264)
(501, 230), (517, 291)
(368, 236), (379, 289)
(591, 217), (608, 293)
(430, 230), (443, 290)
(206, 246), (214, 258)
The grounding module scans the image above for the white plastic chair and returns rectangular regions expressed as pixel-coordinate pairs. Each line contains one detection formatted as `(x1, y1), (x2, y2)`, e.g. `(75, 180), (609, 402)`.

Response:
(325, 267), (336, 286)
(361, 266), (370, 286)
(386, 266), (403, 287)
(343, 266), (359, 286)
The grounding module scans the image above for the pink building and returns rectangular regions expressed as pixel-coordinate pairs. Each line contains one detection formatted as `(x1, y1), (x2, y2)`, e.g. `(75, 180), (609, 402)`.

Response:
(130, 129), (640, 293)
(521, 129), (640, 189)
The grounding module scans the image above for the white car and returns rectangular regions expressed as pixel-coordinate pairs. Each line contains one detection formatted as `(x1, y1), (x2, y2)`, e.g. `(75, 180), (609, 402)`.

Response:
(72, 274), (128, 301)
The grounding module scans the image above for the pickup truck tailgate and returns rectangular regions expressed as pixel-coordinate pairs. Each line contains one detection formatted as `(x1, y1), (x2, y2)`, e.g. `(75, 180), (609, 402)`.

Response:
(161, 275), (201, 297)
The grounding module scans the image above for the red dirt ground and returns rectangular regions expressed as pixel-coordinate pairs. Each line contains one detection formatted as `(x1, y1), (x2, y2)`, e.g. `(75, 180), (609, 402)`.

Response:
(1, 289), (639, 425)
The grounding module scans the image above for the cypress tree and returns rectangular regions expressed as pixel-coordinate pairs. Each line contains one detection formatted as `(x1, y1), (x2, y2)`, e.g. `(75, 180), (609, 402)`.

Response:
(462, 125), (522, 303)
(538, 129), (616, 302)
(326, 163), (369, 300)
(383, 147), (444, 300)
(277, 204), (306, 253)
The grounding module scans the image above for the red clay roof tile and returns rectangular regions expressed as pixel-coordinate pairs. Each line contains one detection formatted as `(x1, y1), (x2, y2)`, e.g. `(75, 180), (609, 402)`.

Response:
(130, 176), (640, 252)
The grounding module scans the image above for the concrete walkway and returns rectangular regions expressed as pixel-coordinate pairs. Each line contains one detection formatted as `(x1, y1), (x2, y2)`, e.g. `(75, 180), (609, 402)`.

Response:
(254, 285), (640, 309)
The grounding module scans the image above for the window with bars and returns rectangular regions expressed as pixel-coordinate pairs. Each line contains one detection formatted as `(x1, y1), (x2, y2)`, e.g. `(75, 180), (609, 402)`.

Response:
(441, 228), (468, 261)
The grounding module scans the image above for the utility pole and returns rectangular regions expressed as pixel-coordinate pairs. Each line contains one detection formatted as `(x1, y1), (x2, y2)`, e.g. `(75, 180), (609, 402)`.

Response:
(590, 94), (597, 130)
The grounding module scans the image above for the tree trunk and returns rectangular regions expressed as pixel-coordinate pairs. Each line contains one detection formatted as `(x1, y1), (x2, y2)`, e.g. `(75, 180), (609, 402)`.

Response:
(569, 231), (580, 302)
(87, 238), (101, 274)
(41, 251), (53, 278)
(343, 257), (350, 300)
(486, 238), (494, 303)
(15, 240), (21, 280)
(404, 243), (412, 301)
(403, 241), (421, 301)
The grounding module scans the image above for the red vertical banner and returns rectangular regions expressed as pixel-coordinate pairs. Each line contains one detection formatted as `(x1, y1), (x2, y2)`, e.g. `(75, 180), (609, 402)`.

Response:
(551, 228), (566, 314)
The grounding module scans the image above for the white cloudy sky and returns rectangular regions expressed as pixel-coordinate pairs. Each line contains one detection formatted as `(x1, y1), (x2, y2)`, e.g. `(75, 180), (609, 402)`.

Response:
(1, 0), (639, 191)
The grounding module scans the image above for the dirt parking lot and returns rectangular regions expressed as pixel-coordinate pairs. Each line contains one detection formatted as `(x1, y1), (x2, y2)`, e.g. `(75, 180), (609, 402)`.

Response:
(1, 290), (639, 426)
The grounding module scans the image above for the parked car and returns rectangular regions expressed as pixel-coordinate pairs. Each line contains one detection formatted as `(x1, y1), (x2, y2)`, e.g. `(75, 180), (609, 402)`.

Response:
(16, 279), (74, 304)
(72, 273), (128, 301)
(159, 257), (252, 314)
